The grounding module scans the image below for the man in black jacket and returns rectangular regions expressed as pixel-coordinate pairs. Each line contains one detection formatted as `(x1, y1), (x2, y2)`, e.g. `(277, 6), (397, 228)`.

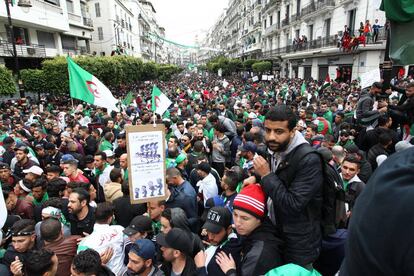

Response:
(355, 82), (387, 124)
(253, 105), (323, 268)
(202, 207), (241, 276)
(340, 147), (414, 275)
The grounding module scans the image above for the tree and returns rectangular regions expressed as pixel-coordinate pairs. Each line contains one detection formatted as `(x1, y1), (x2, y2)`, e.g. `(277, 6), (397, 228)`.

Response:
(0, 65), (16, 95)
(252, 61), (272, 74)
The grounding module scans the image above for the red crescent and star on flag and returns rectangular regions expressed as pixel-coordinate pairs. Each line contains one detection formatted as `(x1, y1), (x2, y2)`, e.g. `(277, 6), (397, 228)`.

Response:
(86, 81), (101, 98)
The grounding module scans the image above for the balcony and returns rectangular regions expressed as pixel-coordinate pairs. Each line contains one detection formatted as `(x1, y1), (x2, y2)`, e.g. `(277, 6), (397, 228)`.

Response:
(290, 13), (301, 23)
(263, 0), (281, 13)
(281, 18), (290, 28)
(83, 18), (93, 27)
(0, 40), (46, 58)
(301, 0), (335, 20)
(264, 23), (280, 36)
(261, 29), (386, 59)
(68, 12), (82, 24)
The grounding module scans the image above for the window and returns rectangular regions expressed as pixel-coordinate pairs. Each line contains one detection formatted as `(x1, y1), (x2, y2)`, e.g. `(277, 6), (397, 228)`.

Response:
(61, 35), (76, 50)
(5, 25), (30, 45)
(295, 29), (300, 38)
(45, 0), (60, 6)
(348, 9), (356, 33)
(296, 0), (301, 15)
(37, 31), (55, 48)
(66, 0), (73, 13)
(95, 2), (101, 17)
(325, 18), (331, 37)
(269, 15), (273, 26)
(277, 11), (281, 26)
(264, 19), (267, 28)
(308, 24), (313, 41)
(98, 27), (103, 40)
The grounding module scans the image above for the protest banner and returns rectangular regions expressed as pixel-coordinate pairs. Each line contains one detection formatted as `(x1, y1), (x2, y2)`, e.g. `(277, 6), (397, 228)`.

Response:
(126, 124), (167, 204)
(360, 69), (381, 89)
(262, 75), (268, 81)
(252, 76), (259, 82)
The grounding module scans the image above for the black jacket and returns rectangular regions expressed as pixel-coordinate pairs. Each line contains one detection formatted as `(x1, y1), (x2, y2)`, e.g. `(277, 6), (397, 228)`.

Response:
(367, 144), (390, 171)
(113, 195), (147, 228)
(340, 147), (414, 275)
(226, 220), (283, 276)
(261, 144), (323, 266)
(84, 135), (98, 156)
(206, 234), (242, 276)
(356, 91), (378, 123)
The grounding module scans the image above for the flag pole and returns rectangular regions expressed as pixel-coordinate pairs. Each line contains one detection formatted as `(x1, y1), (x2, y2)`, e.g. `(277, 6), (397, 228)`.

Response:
(153, 112), (156, 128)
(71, 98), (74, 110)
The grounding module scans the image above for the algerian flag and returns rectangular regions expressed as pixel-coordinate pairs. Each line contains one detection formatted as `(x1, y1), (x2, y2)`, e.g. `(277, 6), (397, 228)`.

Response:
(151, 85), (172, 115)
(380, 0), (414, 65)
(122, 91), (134, 106)
(319, 74), (331, 95)
(67, 56), (119, 112)
(0, 182), (7, 229)
(301, 82), (307, 96)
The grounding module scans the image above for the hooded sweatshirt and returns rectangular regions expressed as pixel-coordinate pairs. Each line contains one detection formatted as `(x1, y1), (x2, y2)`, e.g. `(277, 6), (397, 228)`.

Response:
(266, 131), (309, 225)
(170, 208), (204, 257)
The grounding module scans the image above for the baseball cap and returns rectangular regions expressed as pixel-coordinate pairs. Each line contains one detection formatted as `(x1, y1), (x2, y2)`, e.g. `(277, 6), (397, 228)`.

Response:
(156, 228), (192, 256)
(248, 112), (257, 119)
(103, 150), (115, 158)
(44, 142), (57, 150)
(14, 145), (29, 153)
(23, 166), (43, 176)
(123, 215), (152, 236)
(60, 154), (76, 163)
(0, 162), (10, 170)
(240, 141), (257, 153)
(2, 137), (14, 145)
(34, 144), (44, 149)
(130, 239), (156, 261)
(202, 207), (232, 234)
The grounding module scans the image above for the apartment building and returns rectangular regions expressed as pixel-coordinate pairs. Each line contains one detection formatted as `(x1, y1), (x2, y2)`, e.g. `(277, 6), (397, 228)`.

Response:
(0, 0), (93, 67)
(201, 0), (388, 80)
(88, 0), (167, 62)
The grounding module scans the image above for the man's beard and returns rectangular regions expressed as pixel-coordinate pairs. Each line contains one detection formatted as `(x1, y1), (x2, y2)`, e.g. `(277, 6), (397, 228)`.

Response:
(126, 266), (147, 276)
(267, 138), (291, 153)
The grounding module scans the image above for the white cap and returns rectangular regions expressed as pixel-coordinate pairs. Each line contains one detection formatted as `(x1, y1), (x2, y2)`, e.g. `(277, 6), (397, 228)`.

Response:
(23, 166), (43, 176)
(103, 150), (115, 158)
(248, 112), (257, 119)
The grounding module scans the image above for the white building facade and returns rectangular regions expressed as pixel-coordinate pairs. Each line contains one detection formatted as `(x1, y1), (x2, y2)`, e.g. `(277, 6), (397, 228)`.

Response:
(0, 0), (93, 66)
(202, 0), (388, 81)
(88, 0), (167, 62)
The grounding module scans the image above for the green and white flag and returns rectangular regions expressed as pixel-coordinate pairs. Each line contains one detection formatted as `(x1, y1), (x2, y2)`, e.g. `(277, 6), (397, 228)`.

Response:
(380, 0), (414, 65)
(122, 91), (134, 106)
(301, 82), (307, 96)
(0, 182), (7, 229)
(67, 56), (119, 112)
(152, 85), (172, 115)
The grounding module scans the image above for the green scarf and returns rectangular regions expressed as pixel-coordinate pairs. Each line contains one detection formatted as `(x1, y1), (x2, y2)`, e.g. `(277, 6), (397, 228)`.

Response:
(31, 192), (49, 206)
(95, 163), (109, 177)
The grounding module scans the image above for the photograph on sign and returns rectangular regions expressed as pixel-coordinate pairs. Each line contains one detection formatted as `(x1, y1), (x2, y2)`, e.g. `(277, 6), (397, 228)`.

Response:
(126, 125), (167, 204)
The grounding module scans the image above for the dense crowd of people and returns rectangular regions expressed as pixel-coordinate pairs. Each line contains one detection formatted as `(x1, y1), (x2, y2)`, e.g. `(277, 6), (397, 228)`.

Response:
(0, 70), (414, 276)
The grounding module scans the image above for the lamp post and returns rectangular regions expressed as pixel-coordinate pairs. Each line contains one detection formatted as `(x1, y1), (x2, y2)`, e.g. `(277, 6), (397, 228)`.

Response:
(5, 0), (32, 98)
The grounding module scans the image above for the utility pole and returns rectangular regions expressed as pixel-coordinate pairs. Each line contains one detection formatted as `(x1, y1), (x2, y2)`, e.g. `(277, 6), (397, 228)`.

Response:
(5, 0), (25, 98)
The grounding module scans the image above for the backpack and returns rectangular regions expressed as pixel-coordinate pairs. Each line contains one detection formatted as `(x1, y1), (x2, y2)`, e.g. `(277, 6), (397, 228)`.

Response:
(286, 144), (343, 236)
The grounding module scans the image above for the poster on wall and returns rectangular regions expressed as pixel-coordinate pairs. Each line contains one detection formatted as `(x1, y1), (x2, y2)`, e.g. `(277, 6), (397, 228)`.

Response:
(126, 124), (167, 204)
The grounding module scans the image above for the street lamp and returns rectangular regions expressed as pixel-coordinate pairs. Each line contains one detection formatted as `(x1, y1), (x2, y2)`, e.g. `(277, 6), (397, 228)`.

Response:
(4, 0), (32, 98)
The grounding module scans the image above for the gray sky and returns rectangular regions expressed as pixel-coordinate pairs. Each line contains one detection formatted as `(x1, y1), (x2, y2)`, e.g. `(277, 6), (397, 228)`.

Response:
(150, 0), (229, 46)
